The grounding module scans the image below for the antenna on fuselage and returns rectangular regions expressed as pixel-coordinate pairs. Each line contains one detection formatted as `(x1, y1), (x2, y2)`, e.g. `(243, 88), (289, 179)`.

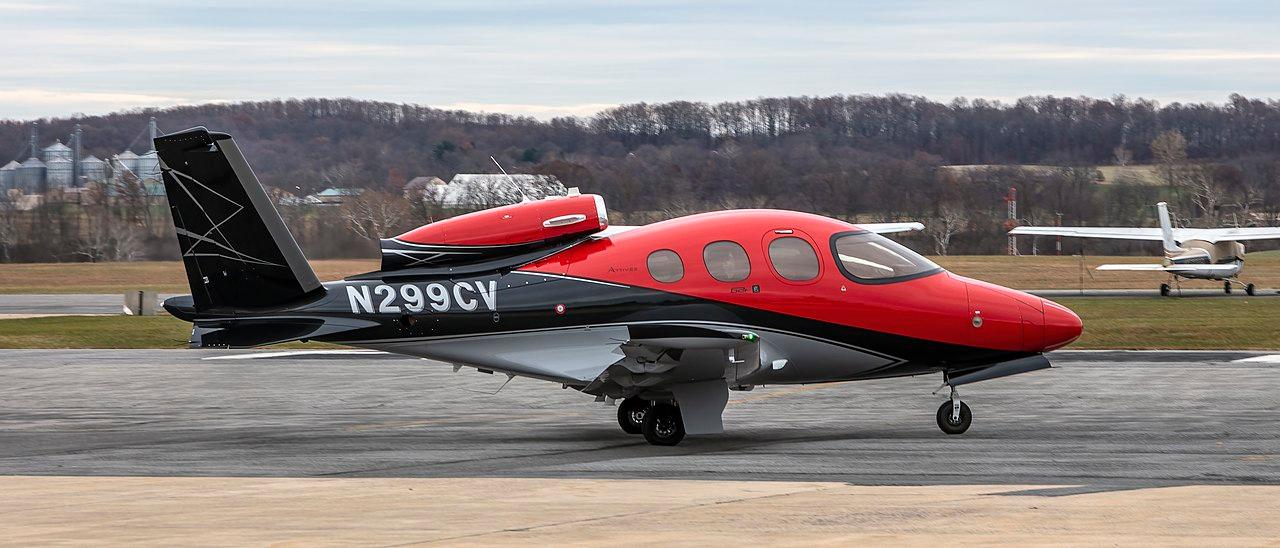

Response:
(490, 156), (530, 203)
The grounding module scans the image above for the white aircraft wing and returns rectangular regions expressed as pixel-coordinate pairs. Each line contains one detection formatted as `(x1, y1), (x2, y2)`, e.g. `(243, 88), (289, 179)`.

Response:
(1096, 263), (1239, 272)
(1174, 227), (1280, 243)
(1009, 226), (1165, 241)
(859, 222), (924, 234)
(1013, 225), (1280, 244)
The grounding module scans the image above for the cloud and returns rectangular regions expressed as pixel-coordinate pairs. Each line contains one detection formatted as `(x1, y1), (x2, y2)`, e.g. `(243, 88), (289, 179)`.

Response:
(0, 2), (65, 10)
(0, 89), (191, 120)
(1, 0), (1279, 120)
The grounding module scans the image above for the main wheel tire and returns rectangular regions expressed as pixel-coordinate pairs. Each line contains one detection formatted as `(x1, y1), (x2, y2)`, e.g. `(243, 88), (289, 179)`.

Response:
(1247, 283), (1257, 296)
(1160, 283), (1171, 297)
(617, 397), (647, 435)
(936, 401), (972, 435)
(642, 403), (685, 446)
(1225, 280), (1233, 294)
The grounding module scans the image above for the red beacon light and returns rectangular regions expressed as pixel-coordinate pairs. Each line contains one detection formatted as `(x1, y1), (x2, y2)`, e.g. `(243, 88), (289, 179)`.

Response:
(381, 190), (608, 271)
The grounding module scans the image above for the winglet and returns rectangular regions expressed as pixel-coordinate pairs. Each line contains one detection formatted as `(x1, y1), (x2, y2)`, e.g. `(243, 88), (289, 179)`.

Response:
(1156, 202), (1182, 254)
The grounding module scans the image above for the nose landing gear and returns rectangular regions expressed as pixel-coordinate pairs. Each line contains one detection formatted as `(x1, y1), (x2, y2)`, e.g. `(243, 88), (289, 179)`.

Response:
(934, 384), (972, 435)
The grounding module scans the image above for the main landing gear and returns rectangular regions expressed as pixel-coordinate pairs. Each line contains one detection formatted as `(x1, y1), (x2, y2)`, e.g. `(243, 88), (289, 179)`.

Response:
(617, 397), (686, 446)
(617, 397), (647, 435)
(935, 385), (972, 435)
(1223, 280), (1257, 296)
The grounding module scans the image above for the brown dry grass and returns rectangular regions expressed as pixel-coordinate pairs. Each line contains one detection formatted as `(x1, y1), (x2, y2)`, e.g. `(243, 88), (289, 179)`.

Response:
(0, 259), (378, 294)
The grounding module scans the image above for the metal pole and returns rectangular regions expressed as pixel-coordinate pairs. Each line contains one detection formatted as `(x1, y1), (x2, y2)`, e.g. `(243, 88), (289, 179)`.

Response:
(72, 124), (82, 187)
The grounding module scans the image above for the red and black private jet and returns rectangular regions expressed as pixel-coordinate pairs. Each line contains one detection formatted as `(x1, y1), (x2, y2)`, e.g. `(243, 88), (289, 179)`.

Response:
(157, 127), (1082, 446)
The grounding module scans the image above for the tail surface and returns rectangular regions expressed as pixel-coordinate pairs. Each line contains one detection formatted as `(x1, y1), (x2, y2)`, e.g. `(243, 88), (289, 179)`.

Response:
(1156, 202), (1182, 254)
(155, 127), (321, 311)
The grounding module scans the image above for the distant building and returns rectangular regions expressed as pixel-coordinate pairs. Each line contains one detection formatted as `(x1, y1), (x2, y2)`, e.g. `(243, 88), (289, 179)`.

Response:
(15, 157), (46, 194)
(428, 174), (567, 208)
(6, 123), (155, 196)
(41, 140), (72, 163)
(0, 161), (18, 191)
(406, 176), (447, 188)
(307, 187), (365, 205)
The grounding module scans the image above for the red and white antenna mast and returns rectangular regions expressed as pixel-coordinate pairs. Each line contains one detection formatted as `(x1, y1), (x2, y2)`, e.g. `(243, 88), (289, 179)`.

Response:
(1003, 187), (1018, 256)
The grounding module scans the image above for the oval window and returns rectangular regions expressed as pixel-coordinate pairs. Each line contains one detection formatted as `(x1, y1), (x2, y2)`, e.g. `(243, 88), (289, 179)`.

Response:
(647, 249), (684, 283)
(703, 241), (751, 282)
(768, 237), (820, 281)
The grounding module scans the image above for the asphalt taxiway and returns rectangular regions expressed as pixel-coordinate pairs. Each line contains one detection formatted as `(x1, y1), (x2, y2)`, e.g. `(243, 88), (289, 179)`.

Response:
(1, 348), (1277, 485)
(4, 348), (1278, 544)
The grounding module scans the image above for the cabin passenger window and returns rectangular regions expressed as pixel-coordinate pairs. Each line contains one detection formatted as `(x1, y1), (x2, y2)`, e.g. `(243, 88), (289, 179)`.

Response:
(703, 241), (751, 282)
(832, 231), (940, 282)
(647, 249), (684, 283)
(767, 237), (820, 281)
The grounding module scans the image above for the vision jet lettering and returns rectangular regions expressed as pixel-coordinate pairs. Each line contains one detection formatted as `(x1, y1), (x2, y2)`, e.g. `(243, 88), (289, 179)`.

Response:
(154, 127), (1082, 447)
(1010, 202), (1280, 296)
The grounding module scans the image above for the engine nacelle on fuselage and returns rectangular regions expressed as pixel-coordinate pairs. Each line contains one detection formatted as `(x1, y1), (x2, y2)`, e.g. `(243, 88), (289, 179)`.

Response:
(379, 193), (608, 271)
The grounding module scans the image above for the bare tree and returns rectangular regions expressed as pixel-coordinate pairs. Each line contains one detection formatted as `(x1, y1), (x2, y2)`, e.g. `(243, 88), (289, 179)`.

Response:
(1180, 165), (1224, 226)
(77, 182), (144, 261)
(925, 206), (968, 256)
(1112, 145), (1133, 167)
(0, 189), (20, 262)
(339, 190), (412, 240)
(1151, 130), (1188, 188)
(321, 161), (362, 188)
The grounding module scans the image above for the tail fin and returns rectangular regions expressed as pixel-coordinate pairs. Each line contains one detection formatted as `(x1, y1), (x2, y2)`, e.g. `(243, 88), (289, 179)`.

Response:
(155, 127), (321, 311)
(1156, 202), (1181, 254)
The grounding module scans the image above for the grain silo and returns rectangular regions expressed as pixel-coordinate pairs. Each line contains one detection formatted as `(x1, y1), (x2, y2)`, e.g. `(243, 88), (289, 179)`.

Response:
(114, 150), (139, 178)
(135, 150), (160, 181)
(16, 157), (46, 194)
(41, 140), (72, 163)
(45, 157), (73, 189)
(0, 161), (17, 191)
(79, 155), (106, 183)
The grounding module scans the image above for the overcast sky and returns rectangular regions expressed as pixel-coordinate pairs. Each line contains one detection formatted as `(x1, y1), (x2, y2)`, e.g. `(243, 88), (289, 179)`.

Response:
(1, 0), (1278, 120)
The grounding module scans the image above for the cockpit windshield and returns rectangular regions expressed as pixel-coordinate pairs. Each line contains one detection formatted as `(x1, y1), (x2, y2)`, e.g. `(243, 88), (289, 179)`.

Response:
(831, 231), (941, 283)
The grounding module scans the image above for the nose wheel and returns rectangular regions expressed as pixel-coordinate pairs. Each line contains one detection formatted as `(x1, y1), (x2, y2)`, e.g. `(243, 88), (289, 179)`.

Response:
(935, 387), (972, 435)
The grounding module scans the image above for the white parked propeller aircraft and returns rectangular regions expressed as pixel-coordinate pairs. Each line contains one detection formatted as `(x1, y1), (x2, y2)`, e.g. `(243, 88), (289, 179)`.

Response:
(1010, 202), (1280, 296)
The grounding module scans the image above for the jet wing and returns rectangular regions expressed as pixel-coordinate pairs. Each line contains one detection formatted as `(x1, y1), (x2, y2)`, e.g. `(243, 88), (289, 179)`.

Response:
(1009, 226), (1165, 241)
(859, 222), (925, 234)
(1096, 263), (1239, 272)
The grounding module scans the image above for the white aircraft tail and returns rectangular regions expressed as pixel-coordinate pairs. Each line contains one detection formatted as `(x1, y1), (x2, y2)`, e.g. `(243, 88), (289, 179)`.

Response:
(1156, 202), (1182, 254)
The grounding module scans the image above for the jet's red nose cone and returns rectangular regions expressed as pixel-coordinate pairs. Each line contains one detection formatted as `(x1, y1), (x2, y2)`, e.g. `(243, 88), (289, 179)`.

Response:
(1041, 299), (1082, 351)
